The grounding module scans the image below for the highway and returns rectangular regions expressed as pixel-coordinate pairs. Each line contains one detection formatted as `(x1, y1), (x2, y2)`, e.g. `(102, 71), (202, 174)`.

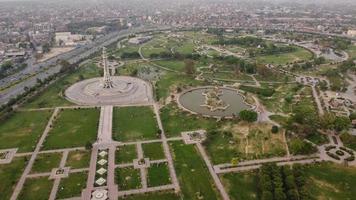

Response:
(0, 25), (170, 105)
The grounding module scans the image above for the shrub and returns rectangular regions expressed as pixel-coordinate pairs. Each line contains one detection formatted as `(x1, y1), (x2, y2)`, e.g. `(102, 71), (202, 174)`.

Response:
(271, 125), (279, 134)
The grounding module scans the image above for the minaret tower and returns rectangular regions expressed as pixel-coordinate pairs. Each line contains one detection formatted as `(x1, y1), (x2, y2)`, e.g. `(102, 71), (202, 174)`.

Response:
(102, 47), (114, 89)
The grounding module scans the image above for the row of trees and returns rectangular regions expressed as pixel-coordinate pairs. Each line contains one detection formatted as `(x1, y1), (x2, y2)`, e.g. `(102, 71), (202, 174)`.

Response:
(258, 164), (311, 200)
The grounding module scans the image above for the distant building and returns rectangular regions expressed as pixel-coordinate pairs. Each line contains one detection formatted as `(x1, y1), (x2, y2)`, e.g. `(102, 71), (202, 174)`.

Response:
(128, 36), (152, 45)
(55, 32), (89, 46)
(347, 30), (356, 37)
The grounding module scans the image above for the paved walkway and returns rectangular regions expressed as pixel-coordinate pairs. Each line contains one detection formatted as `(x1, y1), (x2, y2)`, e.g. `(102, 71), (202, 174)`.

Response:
(196, 143), (230, 200)
(10, 108), (60, 200)
(153, 103), (180, 193)
(311, 85), (324, 115)
(49, 150), (69, 200)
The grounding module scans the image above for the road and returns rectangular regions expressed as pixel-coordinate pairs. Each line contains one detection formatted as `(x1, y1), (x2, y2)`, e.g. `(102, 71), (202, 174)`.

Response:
(0, 25), (171, 105)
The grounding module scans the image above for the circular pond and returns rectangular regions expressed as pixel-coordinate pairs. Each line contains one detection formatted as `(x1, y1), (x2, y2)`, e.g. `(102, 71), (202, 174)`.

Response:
(178, 87), (252, 118)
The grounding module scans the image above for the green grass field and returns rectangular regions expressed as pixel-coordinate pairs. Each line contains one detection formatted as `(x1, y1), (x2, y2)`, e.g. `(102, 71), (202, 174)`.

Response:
(0, 157), (28, 200)
(56, 172), (88, 199)
(24, 63), (101, 108)
(31, 153), (62, 173)
(116, 167), (141, 190)
(305, 162), (356, 199)
(116, 145), (137, 164)
(170, 141), (220, 200)
(113, 106), (159, 142)
(66, 150), (91, 169)
(154, 60), (186, 72)
(147, 163), (171, 187)
(142, 142), (165, 160)
(43, 108), (100, 150)
(19, 177), (53, 200)
(0, 110), (52, 152)
(221, 171), (258, 200)
(160, 104), (221, 137)
(256, 47), (313, 65)
(155, 72), (201, 101)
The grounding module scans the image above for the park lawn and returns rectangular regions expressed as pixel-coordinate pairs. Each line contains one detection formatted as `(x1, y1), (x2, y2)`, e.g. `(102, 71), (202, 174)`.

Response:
(115, 45), (139, 57)
(0, 110), (52, 152)
(203, 132), (245, 165)
(221, 171), (258, 200)
(31, 153), (62, 173)
(154, 60), (186, 72)
(147, 163), (171, 187)
(56, 172), (88, 199)
(306, 132), (329, 145)
(256, 46), (313, 65)
(115, 167), (141, 190)
(65, 150), (91, 169)
(155, 72), (201, 101)
(245, 125), (287, 159)
(19, 177), (53, 200)
(340, 133), (356, 151)
(142, 142), (165, 160)
(24, 63), (101, 108)
(43, 108), (100, 150)
(116, 145), (137, 164)
(0, 157), (28, 200)
(305, 162), (356, 199)
(120, 193), (180, 200)
(346, 45), (356, 59)
(113, 106), (159, 142)
(269, 115), (289, 127)
(170, 141), (221, 200)
(205, 122), (287, 163)
(175, 41), (196, 54)
(160, 104), (222, 137)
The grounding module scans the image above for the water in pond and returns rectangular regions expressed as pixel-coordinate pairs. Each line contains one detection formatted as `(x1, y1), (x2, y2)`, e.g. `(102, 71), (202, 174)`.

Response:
(179, 87), (251, 117)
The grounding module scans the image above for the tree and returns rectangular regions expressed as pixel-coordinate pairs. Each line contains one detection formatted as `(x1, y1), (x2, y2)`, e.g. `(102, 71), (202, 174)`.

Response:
(239, 110), (258, 122)
(271, 125), (279, 133)
(333, 116), (351, 132)
(184, 59), (195, 75)
(85, 141), (93, 150)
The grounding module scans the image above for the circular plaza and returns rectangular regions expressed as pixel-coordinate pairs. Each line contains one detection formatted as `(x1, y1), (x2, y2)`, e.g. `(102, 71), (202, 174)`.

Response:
(65, 76), (153, 106)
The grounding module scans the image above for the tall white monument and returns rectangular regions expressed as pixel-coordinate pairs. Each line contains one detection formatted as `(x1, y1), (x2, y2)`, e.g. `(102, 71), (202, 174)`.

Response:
(101, 47), (114, 89)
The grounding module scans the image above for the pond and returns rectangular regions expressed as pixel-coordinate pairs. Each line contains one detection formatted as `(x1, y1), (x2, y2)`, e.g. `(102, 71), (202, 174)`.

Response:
(178, 87), (252, 118)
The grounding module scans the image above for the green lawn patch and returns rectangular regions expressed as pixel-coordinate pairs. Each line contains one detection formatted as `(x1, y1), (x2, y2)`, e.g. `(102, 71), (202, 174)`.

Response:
(305, 162), (356, 199)
(221, 171), (258, 200)
(306, 132), (329, 145)
(147, 163), (171, 187)
(340, 133), (356, 151)
(0, 157), (29, 200)
(56, 172), (88, 199)
(19, 177), (53, 200)
(170, 141), (220, 199)
(66, 150), (91, 169)
(43, 108), (100, 150)
(116, 145), (137, 164)
(0, 110), (52, 152)
(154, 60), (186, 72)
(256, 46), (313, 65)
(31, 153), (62, 173)
(24, 63), (101, 108)
(155, 72), (201, 101)
(115, 167), (141, 190)
(113, 106), (159, 142)
(160, 104), (221, 137)
(142, 142), (165, 160)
